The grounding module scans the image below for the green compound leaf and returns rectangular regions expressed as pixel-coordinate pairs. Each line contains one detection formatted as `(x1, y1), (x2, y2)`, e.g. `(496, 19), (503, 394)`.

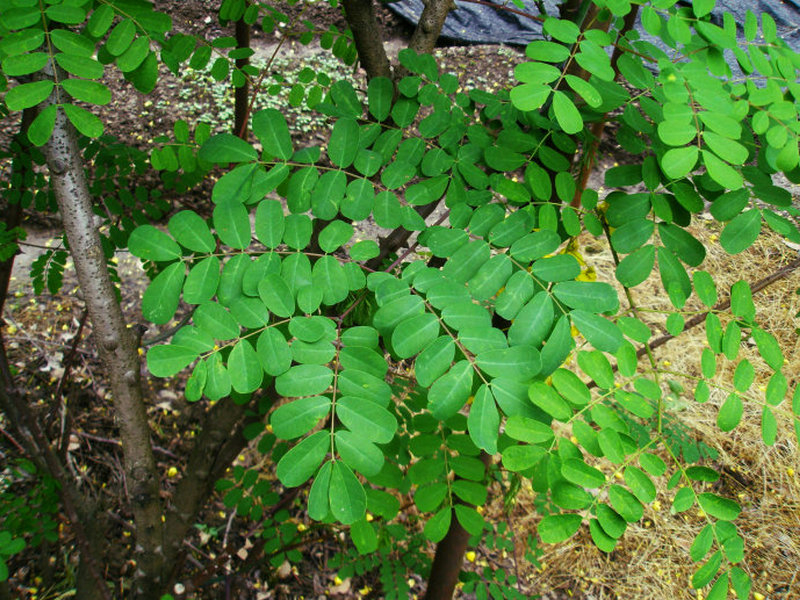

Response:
(502, 444), (546, 471)
(256, 328), (292, 376)
(147, 344), (198, 377)
(27, 104), (57, 146)
(318, 220), (354, 253)
(254, 199), (285, 249)
(61, 78), (111, 105)
(252, 108), (293, 160)
(692, 550), (722, 589)
(702, 150), (743, 190)
(349, 240), (379, 261)
(570, 310), (623, 353)
(129, 225), (182, 261)
(183, 257), (220, 304)
(476, 345), (542, 382)
(717, 392), (743, 431)
(194, 302), (239, 340)
(624, 467), (656, 503)
(367, 76), (393, 121)
(752, 327), (783, 370)
(577, 350), (614, 389)
(658, 223), (706, 267)
(720, 209), (761, 255)
(392, 313), (439, 359)
(213, 201), (251, 249)
(509, 82), (551, 111)
(329, 460), (367, 525)
(203, 354), (230, 401)
(62, 103), (104, 138)
(350, 518), (378, 555)
(415, 336), (455, 387)
(538, 513), (582, 543)
(428, 361), (473, 420)
(308, 461), (332, 520)
(589, 518), (617, 552)
(424, 506), (452, 542)
(551, 368), (590, 406)
(552, 90), (583, 134)
(337, 397), (397, 444)
(455, 505), (484, 536)
(5, 80), (53, 111)
(615, 245), (655, 288)
(142, 262), (185, 324)
(327, 117), (360, 168)
(660, 146), (698, 180)
(552, 482), (593, 509)
(697, 493), (741, 521)
(211, 163), (257, 205)
(657, 246), (691, 308)
(467, 385), (500, 454)
(608, 485), (643, 522)
(3, 52), (48, 77)
(275, 365), (333, 397)
(561, 458), (605, 488)
(168, 210), (215, 253)
(199, 133), (258, 163)
(692, 270), (717, 307)
(528, 381), (572, 421)
(313, 255), (349, 305)
(543, 17), (580, 43)
(106, 19), (136, 55)
(531, 254), (581, 282)
(505, 416), (553, 445)
(335, 430), (384, 476)
(227, 339), (263, 393)
(276, 430), (328, 488)
(553, 281), (619, 313)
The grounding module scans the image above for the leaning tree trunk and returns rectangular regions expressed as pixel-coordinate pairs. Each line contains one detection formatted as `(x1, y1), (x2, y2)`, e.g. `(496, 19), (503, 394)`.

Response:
(342, 0), (393, 80)
(39, 62), (165, 599)
(233, 12), (251, 139)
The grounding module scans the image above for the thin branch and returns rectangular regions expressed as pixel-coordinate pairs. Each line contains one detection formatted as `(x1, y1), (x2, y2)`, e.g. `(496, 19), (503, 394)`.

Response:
(639, 255), (800, 359)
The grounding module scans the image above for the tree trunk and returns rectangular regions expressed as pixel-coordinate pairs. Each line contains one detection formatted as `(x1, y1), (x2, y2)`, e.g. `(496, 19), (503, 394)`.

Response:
(424, 453), (492, 600)
(234, 16), (250, 138)
(342, 0), (392, 80)
(406, 0), (454, 57)
(39, 62), (164, 599)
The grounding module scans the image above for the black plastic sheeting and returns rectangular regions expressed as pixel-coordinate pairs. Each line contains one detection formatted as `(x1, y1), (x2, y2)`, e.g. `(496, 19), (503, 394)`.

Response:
(387, 0), (800, 53)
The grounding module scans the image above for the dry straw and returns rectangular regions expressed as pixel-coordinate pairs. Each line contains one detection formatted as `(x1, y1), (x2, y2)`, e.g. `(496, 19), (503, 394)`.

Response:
(504, 220), (800, 600)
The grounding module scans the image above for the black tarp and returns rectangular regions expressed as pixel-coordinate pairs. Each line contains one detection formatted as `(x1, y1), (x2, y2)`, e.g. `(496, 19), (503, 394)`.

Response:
(387, 0), (800, 53)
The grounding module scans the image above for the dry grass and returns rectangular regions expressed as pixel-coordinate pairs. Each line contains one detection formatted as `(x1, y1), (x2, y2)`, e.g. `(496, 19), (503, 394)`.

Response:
(505, 220), (800, 600)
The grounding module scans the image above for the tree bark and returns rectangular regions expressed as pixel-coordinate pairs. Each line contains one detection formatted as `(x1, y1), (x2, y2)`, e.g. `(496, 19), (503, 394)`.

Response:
(234, 16), (250, 138)
(39, 62), (164, 599)
(342, 0), (392, 80)
(407, 0), (455, 57)
(424, 453), (492, 600)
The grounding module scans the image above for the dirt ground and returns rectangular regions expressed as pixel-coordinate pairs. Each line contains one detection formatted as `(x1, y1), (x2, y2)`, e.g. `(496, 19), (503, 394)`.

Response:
(1, 2), (799, 600)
